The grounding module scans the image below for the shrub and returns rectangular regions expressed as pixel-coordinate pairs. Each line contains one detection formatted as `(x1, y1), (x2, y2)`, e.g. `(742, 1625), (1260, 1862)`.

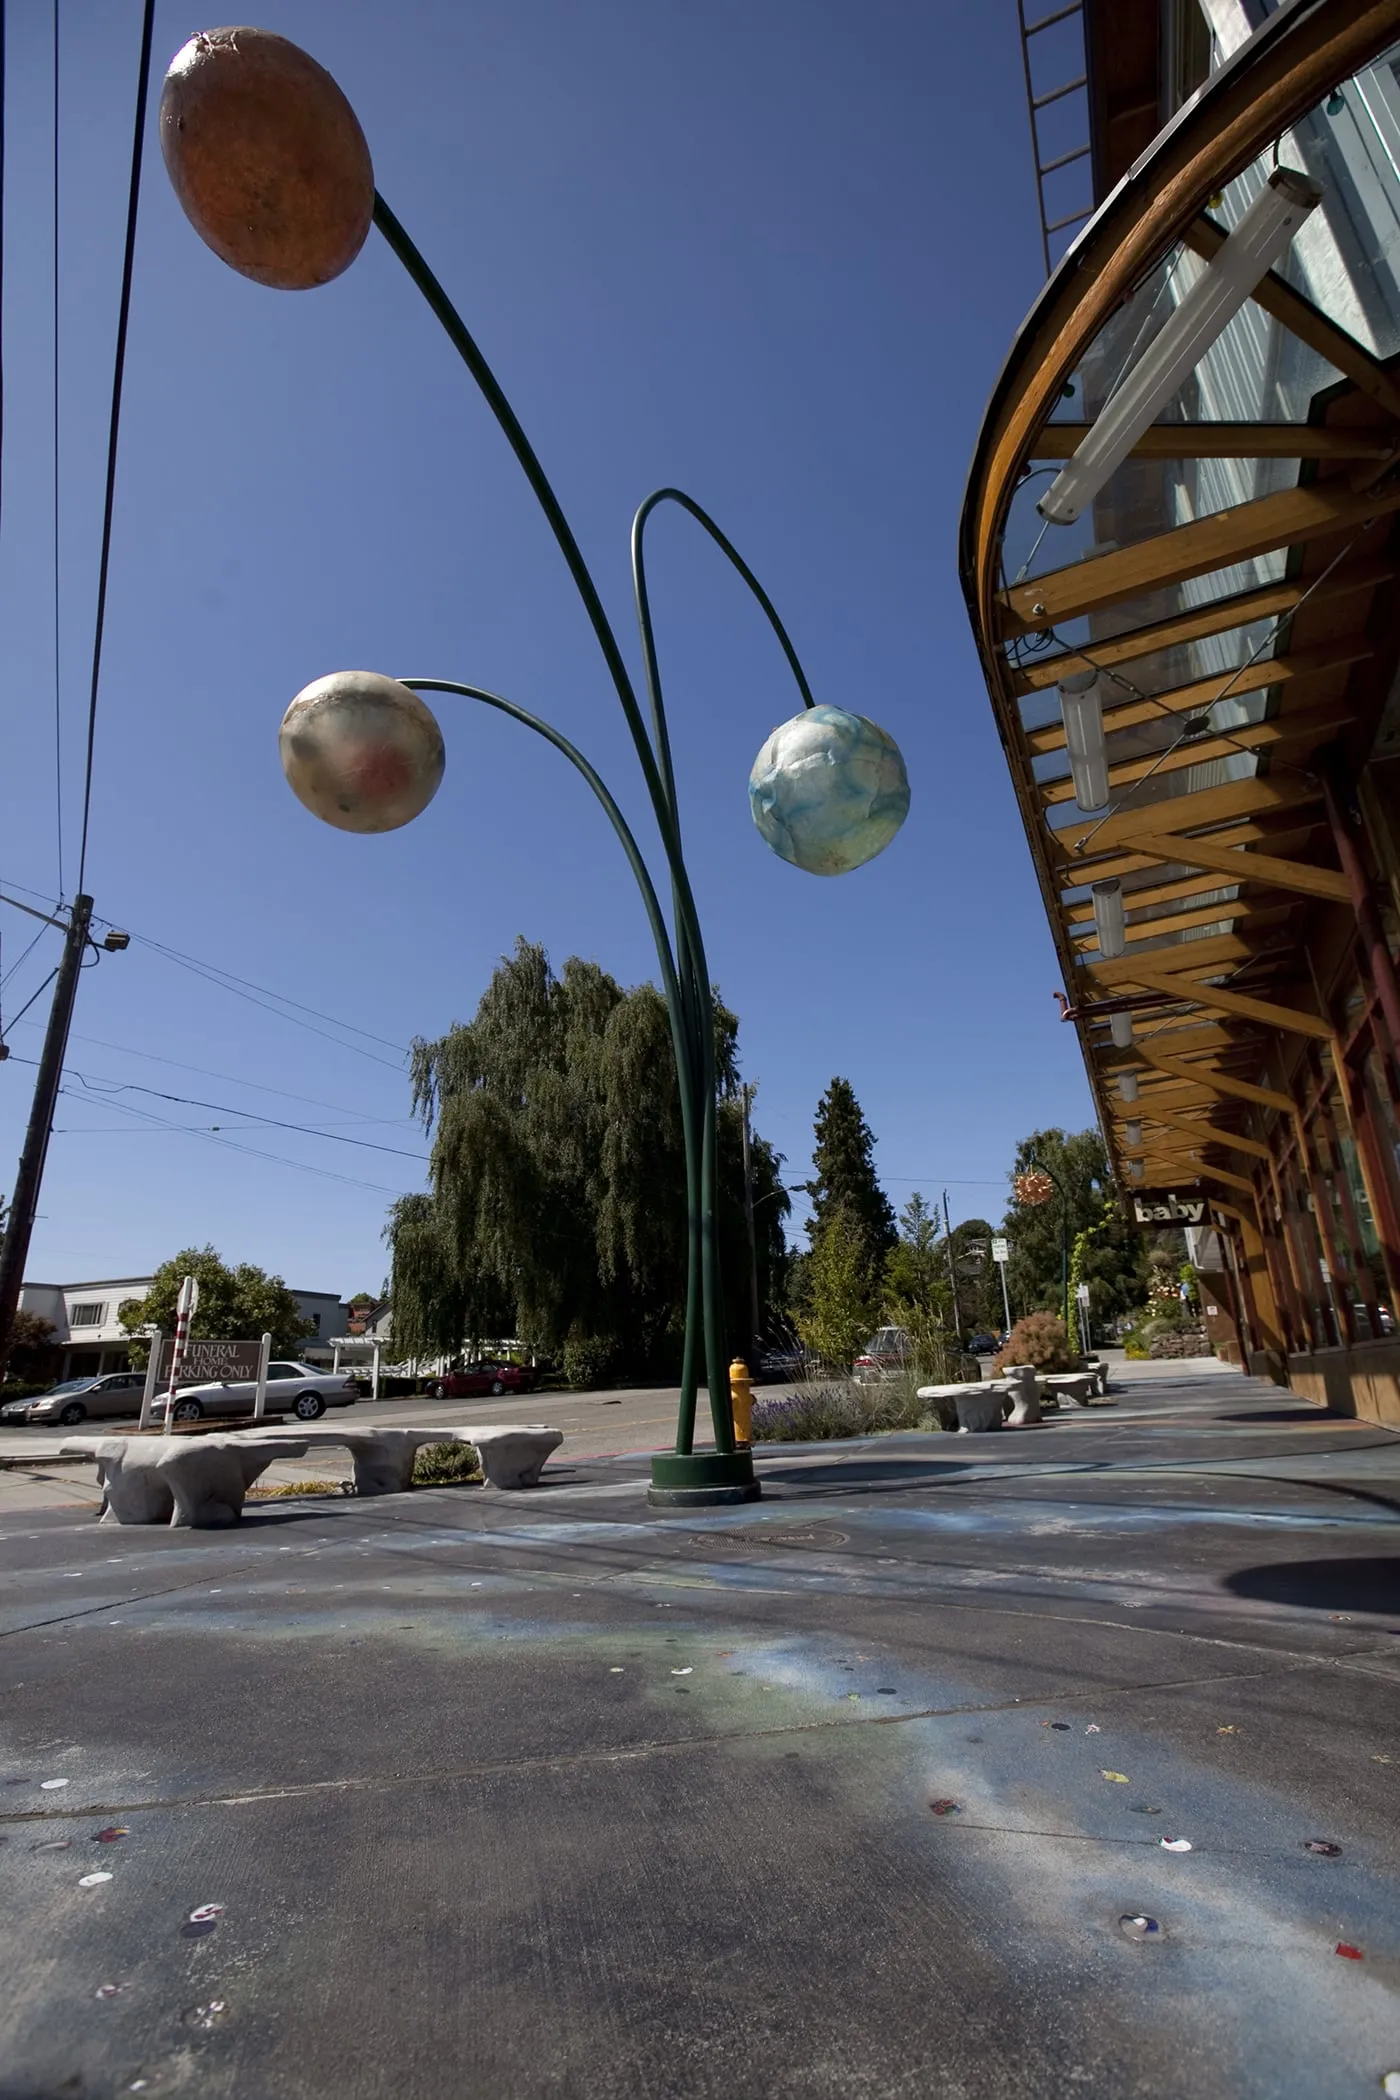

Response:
(412, 1441), (482, 1485)
(0, 1380), (51, 1403)
(750, 1378), (934, 1443)
(559, 1334), (616, 1390)
(992, 1312), (1077, 1375)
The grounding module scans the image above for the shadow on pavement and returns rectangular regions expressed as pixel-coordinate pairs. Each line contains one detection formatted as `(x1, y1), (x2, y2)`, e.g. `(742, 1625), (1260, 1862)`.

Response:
(757, 1459), (968, 1492)
(1224, 1555), (1400, 1614)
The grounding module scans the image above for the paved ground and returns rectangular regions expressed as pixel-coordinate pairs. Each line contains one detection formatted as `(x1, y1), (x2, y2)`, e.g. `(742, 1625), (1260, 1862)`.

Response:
(2, 1360), (1399, 2098)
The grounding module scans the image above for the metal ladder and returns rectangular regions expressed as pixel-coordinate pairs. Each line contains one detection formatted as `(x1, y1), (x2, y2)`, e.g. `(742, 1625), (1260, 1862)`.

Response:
(1015, 0), (1094, 275)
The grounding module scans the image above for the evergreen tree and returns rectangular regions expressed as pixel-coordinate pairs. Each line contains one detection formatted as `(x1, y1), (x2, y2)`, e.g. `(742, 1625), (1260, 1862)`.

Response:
(807, 1077), (897, 1271)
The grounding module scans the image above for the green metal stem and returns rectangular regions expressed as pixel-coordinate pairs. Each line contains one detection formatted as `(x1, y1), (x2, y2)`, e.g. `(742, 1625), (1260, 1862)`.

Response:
(400, 680), (701, 1242)
(374, 191), (728, 1453)
(629, 488), (819, 1449)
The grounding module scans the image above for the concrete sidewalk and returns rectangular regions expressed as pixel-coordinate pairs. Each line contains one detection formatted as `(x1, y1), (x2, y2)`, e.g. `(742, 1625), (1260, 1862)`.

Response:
(2, 1361), (1398, 2098)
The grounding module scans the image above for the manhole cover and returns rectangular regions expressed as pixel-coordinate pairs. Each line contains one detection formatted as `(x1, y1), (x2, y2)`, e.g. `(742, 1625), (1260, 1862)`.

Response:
(693, 1526), (850, 1551)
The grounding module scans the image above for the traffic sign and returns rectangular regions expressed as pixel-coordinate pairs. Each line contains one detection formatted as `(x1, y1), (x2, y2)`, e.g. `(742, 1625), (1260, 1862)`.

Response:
(991, 1236), (1009, 1264)
(1075, 1281), (1091, 1305)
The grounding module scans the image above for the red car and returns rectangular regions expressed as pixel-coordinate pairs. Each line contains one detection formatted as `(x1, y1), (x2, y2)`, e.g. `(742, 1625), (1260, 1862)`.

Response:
(424, 1361), (535, 1400)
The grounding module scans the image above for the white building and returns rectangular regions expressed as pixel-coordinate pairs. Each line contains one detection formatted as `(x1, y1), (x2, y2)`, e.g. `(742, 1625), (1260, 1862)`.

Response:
(18, 1278), (349, 1380)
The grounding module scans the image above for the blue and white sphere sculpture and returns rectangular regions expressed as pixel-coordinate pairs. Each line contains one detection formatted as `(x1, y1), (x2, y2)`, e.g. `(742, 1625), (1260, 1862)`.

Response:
(280, 671), (445, 833)
(748, 704), (909, 875)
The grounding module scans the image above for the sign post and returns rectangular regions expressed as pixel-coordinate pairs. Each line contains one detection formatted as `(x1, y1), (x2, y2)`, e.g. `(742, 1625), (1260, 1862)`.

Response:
(161, 1274), (200, 1437)
(991, 1235), (1012, 1335)
(252, 1333), (272, 1420)
(138, 1330), (163, 1432)
(1075, 1279), (1092, 1355)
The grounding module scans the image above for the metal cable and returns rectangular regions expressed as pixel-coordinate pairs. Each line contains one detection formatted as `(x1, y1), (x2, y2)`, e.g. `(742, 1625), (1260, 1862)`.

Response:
(75, 0), (155, 891)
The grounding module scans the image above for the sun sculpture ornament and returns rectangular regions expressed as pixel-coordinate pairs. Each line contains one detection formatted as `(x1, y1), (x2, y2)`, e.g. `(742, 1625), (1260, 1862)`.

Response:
(1014, 1170), (1056, 1208)
(159, 24), (910, 1503)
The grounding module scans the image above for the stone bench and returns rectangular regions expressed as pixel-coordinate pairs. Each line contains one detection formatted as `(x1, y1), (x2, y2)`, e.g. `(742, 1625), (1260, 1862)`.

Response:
(1043, 1373), (1099, 1407)
(916, 1383), (1004, 1433)
(61, 1434), (311, 1528)
(246, 1422), (563, 1494)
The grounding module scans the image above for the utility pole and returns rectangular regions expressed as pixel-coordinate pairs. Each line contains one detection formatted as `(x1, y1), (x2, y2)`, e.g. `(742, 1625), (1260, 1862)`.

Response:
(942, 1190), (963, 1342)
(740, 1082), (762, 1363)
(0, 894), (95, 1372)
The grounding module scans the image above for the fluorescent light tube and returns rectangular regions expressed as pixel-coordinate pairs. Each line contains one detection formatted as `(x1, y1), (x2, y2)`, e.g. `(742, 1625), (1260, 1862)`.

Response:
(1128, 1160), (1144, 1182)
(1117, 1071), (1139, 1102)
(1060, 671), (1109, 811)
(1124, 1120), (1143, 1149)
(1092, 878), (1126, 958)
(1110, 1012), (1135, 1048)
(1039, 168), (1323, 527)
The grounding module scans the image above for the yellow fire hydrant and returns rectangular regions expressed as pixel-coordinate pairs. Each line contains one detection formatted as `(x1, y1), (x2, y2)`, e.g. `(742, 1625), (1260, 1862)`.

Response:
(729, 1357), (754, 1447)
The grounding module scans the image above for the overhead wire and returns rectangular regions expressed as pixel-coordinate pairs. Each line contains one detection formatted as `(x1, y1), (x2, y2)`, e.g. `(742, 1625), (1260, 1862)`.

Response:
(75, 0), (156, 892)
(52, 1085), (408, 1197)
(123, 932), (409, 1056)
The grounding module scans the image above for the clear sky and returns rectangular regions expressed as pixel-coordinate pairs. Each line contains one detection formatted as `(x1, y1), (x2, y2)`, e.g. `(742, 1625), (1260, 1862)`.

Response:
(0, 0), (1097, 1298)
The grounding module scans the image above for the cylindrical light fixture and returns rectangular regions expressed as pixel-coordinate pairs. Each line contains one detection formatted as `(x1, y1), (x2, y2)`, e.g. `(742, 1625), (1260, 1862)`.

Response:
(1117, 1071), (1139, 1102)
(1124, 1120), (1143, 1150)
(1110, 1011), (1135, 1048)
(1128, 1159), (1144, 1182)
(1059, 671), (1109, 812)
(1039, 168), (1323, 526)
(1092, 878), (1126, 958)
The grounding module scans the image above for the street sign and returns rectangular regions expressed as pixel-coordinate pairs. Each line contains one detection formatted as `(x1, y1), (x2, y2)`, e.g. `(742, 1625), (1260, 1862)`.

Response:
(1131, 1191), (1207, 1226)
(1075, 1281), (1091, 1305)
(156, 1337), (262, 1387)
(991, 1236), (1009, 1264)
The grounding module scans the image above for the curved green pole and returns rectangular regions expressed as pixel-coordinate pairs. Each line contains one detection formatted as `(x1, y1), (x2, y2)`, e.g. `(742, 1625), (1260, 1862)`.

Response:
(373, 192), (734, 1456)
(399, 678), (702, 1342)
(629, 488), (820, 1436)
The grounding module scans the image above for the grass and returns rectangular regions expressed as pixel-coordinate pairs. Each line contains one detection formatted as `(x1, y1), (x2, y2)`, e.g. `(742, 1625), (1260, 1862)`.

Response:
(246, 1479), (348, 1499)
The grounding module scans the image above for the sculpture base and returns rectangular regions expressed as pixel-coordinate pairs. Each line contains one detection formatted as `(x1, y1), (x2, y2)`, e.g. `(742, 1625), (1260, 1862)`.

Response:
(647, 1450), (761, 1506)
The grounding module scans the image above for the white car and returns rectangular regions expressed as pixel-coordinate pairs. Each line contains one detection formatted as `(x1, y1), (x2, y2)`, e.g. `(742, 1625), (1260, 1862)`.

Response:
(150, 1361), (358, 1424)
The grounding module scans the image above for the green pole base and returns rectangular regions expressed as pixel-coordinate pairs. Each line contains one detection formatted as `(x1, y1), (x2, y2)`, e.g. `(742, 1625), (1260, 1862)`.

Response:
(647, 1449), (761, 1507)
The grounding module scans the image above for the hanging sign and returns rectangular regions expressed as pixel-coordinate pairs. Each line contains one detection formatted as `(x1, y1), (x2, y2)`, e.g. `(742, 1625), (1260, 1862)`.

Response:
(1131, 1190), (1206, 1226)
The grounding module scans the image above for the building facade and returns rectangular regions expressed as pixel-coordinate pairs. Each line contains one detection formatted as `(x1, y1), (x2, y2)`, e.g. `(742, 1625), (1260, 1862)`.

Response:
(17, 1278), (349, 1380)
(966, 0), (1400, 1426)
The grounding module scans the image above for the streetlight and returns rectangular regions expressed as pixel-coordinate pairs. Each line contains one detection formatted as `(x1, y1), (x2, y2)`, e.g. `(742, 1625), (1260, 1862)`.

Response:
(158, 27), (911, 1508)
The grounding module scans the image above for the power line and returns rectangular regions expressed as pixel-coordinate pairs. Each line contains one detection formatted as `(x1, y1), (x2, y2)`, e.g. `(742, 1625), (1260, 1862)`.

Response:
(0, 919), (54, 996)
(75, 0), (155, 891)
(59, 1064), (429, 1161)
(53, 1086), (409, 1198)
(57, 1025), (413, 1124)
(51, 0), (64, 898)
(124, 932), (409, 1056)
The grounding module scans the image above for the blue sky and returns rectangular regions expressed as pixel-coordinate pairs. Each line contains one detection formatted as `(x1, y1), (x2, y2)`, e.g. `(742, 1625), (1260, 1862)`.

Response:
(0, 0), (1096, 1297)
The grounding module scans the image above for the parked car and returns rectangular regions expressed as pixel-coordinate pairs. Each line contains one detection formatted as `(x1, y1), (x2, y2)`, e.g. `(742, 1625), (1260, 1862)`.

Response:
(753, 1346), (807, 1385)
(965, 1331), (1001, 1356)
(424, 1361), (536, 1400)
(150, 1362), (358, 1424)
(852, 1326), (912, 1384)
(2, 1371), (149, 1427)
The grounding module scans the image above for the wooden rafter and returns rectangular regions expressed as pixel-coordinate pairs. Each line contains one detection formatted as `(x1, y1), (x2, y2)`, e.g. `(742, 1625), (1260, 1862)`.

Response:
(1058, 818), (1325, 891)
(1025, 644), (1367, 754)
(1137, 1104), (1272, 1161)
(1183, 214), (1400, 421)
(1039, 700), (1353, 804)
(1126, 967), (1332, 1040)
(1132, 1043), (1294, 1114)
(1014, 558), (1393, 691)
(1087, 932), (1261, 986)
(1051, 773), (1319, 859)
(1028, 421), (1395, 460)
(999, 477), (1400, 633)
(1073, 897), (1287, 949)
(1127, 831), (1350, 905)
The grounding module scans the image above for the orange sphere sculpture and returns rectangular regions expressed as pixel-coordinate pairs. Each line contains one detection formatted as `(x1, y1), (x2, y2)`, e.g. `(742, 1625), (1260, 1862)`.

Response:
(160, 26), (374, 289)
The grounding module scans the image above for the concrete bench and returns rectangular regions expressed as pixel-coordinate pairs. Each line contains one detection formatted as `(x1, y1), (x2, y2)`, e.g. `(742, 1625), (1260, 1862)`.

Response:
(916, 1383), (1004, 1433)
(245, 1423), (563, 1493)
(61, 1434), (311, 1528)
(1043, 1373), (1099, 1407)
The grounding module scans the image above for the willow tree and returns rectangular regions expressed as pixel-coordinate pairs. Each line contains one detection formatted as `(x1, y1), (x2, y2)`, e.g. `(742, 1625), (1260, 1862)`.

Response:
(387, 939), (788, 1377)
